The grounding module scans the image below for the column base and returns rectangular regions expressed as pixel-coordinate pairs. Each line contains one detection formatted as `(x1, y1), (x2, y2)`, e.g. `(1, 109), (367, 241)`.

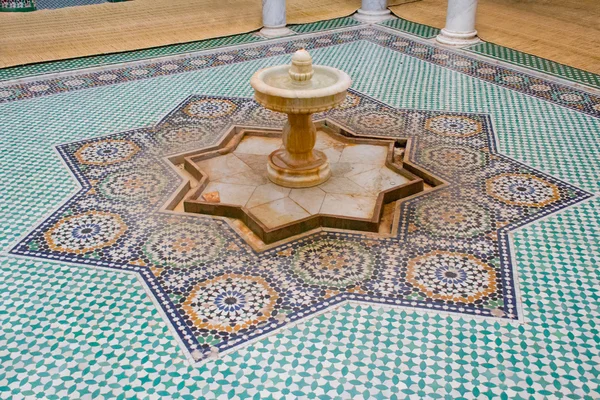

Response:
(436, 28), (480, 46)
(259, 26), (295, 38)
(354, 9), (394, 23)
(267, 150), (331, 188)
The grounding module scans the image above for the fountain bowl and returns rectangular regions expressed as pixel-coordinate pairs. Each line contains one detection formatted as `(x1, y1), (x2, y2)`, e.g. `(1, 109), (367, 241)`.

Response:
(250, 64), (351, 114)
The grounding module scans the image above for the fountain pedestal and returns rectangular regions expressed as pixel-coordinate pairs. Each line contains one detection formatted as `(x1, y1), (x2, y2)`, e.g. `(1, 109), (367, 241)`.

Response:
(267, 113), (330, 187)
(251, 49), (352, 188)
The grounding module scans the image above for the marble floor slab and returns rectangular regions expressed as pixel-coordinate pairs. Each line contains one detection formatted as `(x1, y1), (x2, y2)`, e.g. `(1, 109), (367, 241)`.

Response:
(198, 132), (408, 222)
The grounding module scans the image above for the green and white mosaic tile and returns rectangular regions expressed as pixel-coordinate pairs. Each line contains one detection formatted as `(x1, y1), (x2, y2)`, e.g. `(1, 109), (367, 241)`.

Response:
(466, 41), (600, 90)
(290, 16), (361, 34)
(0, 17), (361, 83)
(379, 17), (440, 39)
(0, 23), (599, 399)
(0, 33), (262, 83)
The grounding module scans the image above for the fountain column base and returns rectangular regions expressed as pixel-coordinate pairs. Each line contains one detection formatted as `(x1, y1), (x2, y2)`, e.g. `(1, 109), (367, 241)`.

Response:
(267, 149), (331, 188)
(267, 113), (331, 188)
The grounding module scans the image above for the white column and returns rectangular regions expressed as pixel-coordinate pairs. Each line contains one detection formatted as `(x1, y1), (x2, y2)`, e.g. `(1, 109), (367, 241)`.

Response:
(355, 0), (393, 23)
(436, 0), (479, 46)
(260, 0), (294, 38)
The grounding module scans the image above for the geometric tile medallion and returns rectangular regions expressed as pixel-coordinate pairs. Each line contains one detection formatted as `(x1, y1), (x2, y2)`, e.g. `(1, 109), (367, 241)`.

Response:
(10, 90), (592, 363)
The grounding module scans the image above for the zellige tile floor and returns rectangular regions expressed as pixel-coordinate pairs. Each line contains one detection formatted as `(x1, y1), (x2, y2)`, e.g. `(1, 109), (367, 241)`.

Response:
(0, 20), (599, 399)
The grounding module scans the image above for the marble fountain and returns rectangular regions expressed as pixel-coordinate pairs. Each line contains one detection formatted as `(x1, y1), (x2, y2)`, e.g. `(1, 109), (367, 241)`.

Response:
(250, 49), (351, 188)
(172, 50), (432, 247)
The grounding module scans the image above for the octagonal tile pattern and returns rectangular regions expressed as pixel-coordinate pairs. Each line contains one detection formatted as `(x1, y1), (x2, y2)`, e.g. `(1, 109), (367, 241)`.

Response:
(10, 91), (592, 362)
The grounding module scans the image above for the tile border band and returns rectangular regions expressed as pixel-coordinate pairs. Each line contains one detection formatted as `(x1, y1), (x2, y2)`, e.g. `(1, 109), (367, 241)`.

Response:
(1, 26), (599, 119)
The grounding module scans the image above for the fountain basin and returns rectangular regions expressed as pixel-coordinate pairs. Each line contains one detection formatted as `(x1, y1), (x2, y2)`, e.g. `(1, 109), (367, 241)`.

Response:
(251, 65), (351, 114)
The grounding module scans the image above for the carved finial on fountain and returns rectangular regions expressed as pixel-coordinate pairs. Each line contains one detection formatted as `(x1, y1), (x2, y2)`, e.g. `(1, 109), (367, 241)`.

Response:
(289, 49), (314, 82)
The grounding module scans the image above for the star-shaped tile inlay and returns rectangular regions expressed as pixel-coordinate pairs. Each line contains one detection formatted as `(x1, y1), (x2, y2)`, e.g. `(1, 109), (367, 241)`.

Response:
(179, 119), (433, 244)
(11, 92), (592, 363)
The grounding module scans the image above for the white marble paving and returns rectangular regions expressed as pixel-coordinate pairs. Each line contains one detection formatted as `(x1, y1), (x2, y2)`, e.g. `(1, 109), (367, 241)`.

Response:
(320, 193), (378, 219)
(234, 136), (282, 156)
(197, 131), (409, 226)
(246, 183), (290, 208)
(349, 166), (409, 193)
(203, 182), (256, 206)
(249, 198), (311, 228)
(339, 144), (388, 164)
(318, 176), (366, 196)
(216, 170), (268, 186)
(196, 153), (252, 181)
(289, 187), (326, 214)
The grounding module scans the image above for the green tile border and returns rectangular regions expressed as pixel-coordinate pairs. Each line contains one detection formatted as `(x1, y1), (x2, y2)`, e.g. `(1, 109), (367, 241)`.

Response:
(0, 33), (262, 82)
(3, 13), (599, 93)
(0, 17), (361, 83)
(378, 17), (440, 39)
(0, 6), (36, 11)
(0, 0), (36, 12)
(465, 41), (600, 90)
(289, 15), (361, 34)
(379, 17), (600, 90)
